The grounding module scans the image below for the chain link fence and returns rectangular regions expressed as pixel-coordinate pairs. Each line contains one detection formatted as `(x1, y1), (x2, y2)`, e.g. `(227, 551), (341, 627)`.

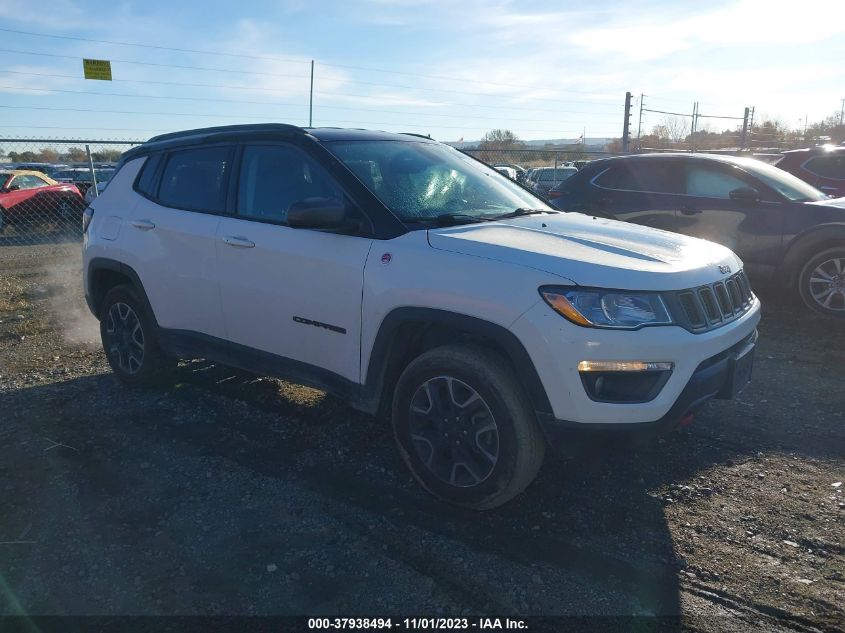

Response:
(0, 139), (142, 253)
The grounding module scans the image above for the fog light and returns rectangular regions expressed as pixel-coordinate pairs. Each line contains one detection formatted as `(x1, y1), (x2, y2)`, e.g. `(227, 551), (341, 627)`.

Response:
(577, 360), (673, 372)
(578, 361), (674, 403)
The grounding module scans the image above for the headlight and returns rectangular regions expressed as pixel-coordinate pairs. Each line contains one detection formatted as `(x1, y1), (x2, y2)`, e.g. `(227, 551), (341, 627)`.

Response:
(539, 286), (673, 329)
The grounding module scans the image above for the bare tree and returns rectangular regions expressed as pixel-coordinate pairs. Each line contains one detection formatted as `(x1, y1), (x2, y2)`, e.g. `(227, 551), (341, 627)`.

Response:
(652, 116), (690, 147)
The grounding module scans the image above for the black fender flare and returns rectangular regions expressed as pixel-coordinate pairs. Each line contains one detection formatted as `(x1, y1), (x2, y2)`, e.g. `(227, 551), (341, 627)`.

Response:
(778, 224), (845, 285)
(357, 307), (553, 419)
(86, 257), (157, 324)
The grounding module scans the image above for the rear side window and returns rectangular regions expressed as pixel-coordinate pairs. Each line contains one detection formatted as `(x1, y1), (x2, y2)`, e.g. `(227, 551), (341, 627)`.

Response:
(158, 146), (231, 212)
(804, 155), (845, 180)
(136, 153), (162, 197)
(594, 162), (681, 193)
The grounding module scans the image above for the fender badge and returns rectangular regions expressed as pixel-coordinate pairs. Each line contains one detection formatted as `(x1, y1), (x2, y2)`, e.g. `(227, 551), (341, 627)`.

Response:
(380, 253), (392, 265)
(719, 265), (731, 274)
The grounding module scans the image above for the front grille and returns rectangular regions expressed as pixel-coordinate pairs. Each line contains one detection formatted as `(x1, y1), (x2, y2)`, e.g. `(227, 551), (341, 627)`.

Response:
(670, 270), (755, 333)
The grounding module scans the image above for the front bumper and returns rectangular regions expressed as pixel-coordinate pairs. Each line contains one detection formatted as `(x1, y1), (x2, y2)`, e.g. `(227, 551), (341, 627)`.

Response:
(536, 329), (757, 443)
(510, 294), (761, 429)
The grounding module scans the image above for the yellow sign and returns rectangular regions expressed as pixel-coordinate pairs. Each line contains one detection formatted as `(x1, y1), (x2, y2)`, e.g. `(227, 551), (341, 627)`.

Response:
(83, 58), (112, 81)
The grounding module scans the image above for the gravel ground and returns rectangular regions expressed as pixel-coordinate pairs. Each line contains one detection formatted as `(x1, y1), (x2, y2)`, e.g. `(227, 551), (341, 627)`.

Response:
(0, 243), (843, 631)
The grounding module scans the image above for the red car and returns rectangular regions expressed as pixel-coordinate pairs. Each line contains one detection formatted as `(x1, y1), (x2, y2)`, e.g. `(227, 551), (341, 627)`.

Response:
(0, 169), (85, 233)
(776, 145), (845, 198)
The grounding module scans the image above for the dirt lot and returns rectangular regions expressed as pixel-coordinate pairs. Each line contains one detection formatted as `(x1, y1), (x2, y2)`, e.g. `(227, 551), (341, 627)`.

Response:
(1, 244), (843, 631)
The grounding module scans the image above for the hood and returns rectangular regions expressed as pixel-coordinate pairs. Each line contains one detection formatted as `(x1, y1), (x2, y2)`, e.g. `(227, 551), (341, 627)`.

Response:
(808, 196), (845, 210)
(427, 212), (742, 291)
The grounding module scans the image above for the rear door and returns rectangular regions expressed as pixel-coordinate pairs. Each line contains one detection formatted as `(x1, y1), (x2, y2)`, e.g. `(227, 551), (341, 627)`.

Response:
(587, 159), (683, 231)
(677, 159), (786, 268)
(126, 146), (231, 338)
(214, 143), (373, 383)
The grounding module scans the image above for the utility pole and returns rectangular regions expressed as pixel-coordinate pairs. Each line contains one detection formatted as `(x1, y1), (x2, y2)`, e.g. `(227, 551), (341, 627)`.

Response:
(622, 91), (632, 153)
(690, 102), (698, 152)
(636, 94), (645, 150)
(740, 107), (750, 151)
(309, 60), (314, 127)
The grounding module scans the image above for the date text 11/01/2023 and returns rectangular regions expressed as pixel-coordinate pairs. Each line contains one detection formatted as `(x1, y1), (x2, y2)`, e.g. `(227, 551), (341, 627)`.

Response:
(307, 618), (528, 630)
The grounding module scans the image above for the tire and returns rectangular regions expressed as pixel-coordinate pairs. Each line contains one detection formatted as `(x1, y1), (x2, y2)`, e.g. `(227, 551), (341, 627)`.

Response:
(99, 284), (175, 386)
(0, 207), (6, 234)
(797, 246), (845, 318)
(392, 345), (546, 510)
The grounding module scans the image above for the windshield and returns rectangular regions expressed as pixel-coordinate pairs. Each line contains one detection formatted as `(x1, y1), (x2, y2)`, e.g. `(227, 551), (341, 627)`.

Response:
(737, 158), (827, 202)
(326, 140), (549, 222)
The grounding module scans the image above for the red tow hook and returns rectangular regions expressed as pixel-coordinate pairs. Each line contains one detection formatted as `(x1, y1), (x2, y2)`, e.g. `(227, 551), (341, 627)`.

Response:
(679, 413), (695, 428)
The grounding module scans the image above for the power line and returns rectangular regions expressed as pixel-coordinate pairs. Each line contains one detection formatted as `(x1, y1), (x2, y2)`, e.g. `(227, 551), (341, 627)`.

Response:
(0, 47), (618, 106)
(0, 84), (621, 121)
(0, 104), (588, 134)
(0, 26), (616, 97)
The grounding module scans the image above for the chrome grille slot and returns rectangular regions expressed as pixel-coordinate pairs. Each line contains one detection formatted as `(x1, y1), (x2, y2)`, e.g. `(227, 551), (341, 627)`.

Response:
(678, 292), (705, 329)
(714, 283), (732, 314)
(698, 287), (721, 322)
(726, 278), (742, 313)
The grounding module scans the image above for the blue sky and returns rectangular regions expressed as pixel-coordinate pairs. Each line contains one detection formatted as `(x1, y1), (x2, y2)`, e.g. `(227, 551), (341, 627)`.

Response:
(0, 0), (843, 142)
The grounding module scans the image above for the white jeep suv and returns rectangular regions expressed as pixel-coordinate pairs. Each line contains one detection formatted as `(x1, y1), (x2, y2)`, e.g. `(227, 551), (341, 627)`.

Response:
(83, 124), (761, 509)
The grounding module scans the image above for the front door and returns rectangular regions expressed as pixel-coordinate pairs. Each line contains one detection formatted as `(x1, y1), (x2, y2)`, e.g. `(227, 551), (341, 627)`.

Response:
(215, 143), (373, 383)
(676, 160), (785, 270)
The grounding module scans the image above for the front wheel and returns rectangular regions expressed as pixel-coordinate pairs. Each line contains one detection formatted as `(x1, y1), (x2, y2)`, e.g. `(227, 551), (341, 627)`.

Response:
(392, 345), (546, 510)
(798, 247), (845, 317)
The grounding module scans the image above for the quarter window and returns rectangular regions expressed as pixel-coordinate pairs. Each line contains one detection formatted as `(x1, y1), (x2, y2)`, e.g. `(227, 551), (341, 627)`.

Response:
(237, 145), (345, 223)
(685, 165), (747, 198)
(158, 146), (231, 212)
(136, 153), (163, 197)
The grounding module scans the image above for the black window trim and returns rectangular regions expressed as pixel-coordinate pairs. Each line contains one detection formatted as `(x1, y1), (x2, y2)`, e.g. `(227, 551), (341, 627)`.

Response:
(801, 156), (845, 182)
(131, 142), (236, 216)
(590, 158), (783, 201)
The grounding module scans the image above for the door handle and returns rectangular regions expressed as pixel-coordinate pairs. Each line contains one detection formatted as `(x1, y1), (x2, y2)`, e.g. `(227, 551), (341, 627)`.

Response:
(222, 235), (255, 248)
(131, 219), (156, 230)
(679, 205), (701, 215)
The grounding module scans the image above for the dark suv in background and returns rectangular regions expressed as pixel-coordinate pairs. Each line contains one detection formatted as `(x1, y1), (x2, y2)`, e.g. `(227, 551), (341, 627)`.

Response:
(550, 153), (845, 317)
(776, 146), (845, 198)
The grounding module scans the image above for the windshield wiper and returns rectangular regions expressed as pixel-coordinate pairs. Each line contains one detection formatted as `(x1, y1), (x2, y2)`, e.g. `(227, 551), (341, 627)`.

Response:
(494, 208), (559, 219)
(411, 213), (493, 227)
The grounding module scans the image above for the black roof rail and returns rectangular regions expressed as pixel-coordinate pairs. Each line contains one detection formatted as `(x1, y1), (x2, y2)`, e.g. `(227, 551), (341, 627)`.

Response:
(146, 123), (306, 144)
(401, 132), (433, 140)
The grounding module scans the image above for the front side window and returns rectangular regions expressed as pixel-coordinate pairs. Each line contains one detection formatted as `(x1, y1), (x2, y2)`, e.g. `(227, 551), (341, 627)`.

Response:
(237, 145), (345, 223)
(805, 155), (845, 181)
(158, 146), (231, 212)
(327, 140), (546, 222)
(736, 158), (826, 202)
(594, 162), (681, 194)
(685, 164), (748, 199)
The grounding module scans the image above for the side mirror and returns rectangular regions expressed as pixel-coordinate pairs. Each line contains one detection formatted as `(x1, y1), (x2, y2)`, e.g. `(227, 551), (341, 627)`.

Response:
(287, 197), (348, 229)
(6, 184), (20, 191)
(729, 186), (759, 203)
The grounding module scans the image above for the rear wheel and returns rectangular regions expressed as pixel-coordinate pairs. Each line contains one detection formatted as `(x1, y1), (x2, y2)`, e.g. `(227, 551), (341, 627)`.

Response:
(99, 285), (174, 385)
(798, 247), (845, 317)
(0, 207), (6, 233)
(392, 345), (545, 510)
